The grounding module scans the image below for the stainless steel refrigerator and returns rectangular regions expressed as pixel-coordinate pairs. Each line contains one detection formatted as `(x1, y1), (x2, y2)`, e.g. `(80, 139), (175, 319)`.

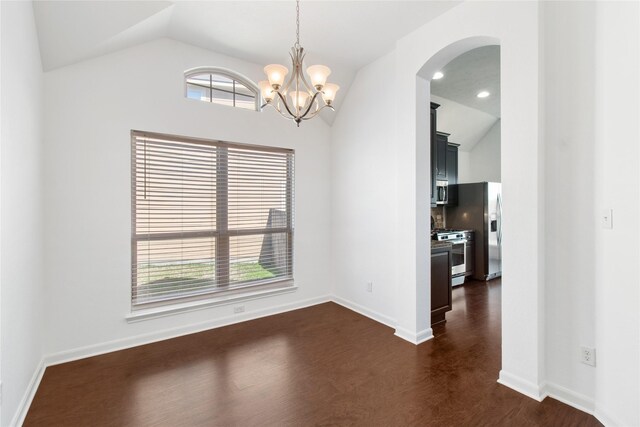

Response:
(447, 182), (502, 281)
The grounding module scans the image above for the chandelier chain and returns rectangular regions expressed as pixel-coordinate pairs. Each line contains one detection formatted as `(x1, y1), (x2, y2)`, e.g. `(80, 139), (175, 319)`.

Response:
(295, 0), (300, 48)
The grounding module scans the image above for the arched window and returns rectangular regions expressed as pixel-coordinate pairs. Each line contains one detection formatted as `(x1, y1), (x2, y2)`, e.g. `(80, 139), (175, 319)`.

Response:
(185, 67), (260, 111)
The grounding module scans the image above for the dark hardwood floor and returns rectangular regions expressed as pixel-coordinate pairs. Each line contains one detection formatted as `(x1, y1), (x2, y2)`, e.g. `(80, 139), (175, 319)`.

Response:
(26, 279), (601, 426)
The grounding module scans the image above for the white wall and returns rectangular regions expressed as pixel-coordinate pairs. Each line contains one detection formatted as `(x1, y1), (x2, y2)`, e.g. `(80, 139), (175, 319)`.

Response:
(330, 50), (398, 326)
(0, 2), (45, 425)
(542, 0), (597, 409)
(458, 120), (501, 184)
(593, 2), (640, 426)
(543, 4), (640, 424)
(43, 38), (332, 359)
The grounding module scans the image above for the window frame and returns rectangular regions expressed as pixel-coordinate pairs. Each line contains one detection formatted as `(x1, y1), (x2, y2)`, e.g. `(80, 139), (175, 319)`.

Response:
(184, 67), (262, 111)
(130, 130), (295, 312)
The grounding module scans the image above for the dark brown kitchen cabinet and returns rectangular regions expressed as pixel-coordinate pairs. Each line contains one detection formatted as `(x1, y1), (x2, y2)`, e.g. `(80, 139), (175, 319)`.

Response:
(446, 143), (459, 205)
(435, 132), (449, 180)
(430, 102), (439, 207)
(431, 245), (452, 325)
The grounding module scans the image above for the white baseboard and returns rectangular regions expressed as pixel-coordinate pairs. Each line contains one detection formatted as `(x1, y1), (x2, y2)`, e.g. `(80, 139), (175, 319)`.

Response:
(394, 326), (434, 345)
(594, 407), (625, 427)
(542, 381), (595, 415)
(331, 295), (397, 329)
(10, 358), (45, 427)
(45, 294), (332, 367)
(331, 295), (435, 345)
(497, 370), (545, 401)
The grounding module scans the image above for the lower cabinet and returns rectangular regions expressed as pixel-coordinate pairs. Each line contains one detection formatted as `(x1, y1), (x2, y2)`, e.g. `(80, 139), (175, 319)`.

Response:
(431, 245), (452, 325)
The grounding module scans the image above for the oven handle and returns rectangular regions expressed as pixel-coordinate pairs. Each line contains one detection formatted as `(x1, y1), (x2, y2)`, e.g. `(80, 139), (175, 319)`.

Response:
(449, 239), (468, 244)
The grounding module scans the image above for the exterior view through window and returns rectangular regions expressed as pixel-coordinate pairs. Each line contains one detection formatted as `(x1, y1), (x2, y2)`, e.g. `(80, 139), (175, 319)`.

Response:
(185, 68), (259, 111)
(131, 131), (294, 309)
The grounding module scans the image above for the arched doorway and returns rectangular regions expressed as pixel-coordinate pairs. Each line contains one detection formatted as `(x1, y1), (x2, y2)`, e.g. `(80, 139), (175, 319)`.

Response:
(392, 5), (544, 400)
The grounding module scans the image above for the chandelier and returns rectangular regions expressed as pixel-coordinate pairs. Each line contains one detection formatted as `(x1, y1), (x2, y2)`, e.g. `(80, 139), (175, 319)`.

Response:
(259, 0), (339, 126)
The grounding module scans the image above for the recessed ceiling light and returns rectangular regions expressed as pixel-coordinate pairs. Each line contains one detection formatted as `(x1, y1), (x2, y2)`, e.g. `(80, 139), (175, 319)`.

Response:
(477, 91), (490, 98)
(433, 71), (444, 80)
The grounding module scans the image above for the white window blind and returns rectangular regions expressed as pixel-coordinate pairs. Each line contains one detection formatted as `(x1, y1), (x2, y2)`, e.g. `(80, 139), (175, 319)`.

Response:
(131, 131), (294, 309)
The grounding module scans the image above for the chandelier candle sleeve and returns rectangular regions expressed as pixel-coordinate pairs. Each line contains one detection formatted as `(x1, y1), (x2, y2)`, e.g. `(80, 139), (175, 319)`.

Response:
(260, 0), (338, 126)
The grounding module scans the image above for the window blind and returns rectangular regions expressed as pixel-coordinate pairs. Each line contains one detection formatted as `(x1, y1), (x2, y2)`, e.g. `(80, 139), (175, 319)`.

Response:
(131, 131), (294, 309)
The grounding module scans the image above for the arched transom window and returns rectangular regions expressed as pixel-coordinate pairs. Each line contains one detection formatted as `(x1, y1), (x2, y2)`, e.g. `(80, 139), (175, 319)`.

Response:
(185, 67), (260, 111)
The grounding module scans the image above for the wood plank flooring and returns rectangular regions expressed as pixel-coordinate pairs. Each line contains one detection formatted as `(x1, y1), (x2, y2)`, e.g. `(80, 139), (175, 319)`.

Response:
(25, 279), (601, 426)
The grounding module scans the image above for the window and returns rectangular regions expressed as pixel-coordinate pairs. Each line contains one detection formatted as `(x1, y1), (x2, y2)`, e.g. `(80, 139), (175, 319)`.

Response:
(131, 131), (294, 310)
(185, 67), (260, 111)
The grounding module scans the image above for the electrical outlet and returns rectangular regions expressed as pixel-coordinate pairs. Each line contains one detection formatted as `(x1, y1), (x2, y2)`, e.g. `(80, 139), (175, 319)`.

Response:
(233, 305), (245, 314)
(581, 346), (596, 366)
(601, 209), (613, 229)
(366, 282), (373, 293)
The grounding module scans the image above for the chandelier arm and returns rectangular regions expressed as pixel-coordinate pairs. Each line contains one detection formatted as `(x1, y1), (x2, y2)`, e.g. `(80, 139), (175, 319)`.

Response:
(300, 104), (335, 121)
(294, 47), (315, 94)
(274, 90), (299, 120)
(298, 68), (315, 94)
(297, 91), (323, 120)
(262, 100), (303, 122)
(280, 51), (296, 94)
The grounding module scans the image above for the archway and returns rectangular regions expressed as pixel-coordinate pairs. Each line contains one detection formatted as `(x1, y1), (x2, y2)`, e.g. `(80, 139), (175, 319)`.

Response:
(392, 5), (544, 400)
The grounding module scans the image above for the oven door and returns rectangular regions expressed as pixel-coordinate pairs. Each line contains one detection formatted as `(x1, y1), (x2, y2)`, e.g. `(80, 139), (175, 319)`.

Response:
(451, 239), (466, 276)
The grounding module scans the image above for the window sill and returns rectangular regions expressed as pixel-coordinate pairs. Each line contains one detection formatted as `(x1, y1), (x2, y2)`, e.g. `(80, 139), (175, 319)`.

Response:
(126, 284), (297, 323)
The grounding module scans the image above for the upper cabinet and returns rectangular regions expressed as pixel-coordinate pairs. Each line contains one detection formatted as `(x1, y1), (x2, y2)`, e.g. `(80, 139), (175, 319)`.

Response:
(430, 104), (459, 207)
(430, 103), (439, 207)
(446, 143), (459, 205)
(435, 132), (449, 180)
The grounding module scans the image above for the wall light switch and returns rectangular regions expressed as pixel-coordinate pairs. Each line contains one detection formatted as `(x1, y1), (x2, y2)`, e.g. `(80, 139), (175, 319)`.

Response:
(601, 209), (613, 229)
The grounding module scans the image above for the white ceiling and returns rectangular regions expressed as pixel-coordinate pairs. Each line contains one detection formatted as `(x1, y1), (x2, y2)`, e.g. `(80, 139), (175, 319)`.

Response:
(430, 45), (500, 151)
(32, 1), (461, 124)
(431, 45), (501, 118)
(431, 94), (497, 152)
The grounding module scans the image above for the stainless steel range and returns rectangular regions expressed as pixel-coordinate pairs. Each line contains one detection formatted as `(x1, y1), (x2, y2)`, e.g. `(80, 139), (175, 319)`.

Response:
(432, 229), (473, 286)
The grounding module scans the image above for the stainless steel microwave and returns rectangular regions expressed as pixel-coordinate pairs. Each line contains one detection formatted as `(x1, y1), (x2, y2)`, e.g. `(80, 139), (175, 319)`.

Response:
(436, 180), (448, 205)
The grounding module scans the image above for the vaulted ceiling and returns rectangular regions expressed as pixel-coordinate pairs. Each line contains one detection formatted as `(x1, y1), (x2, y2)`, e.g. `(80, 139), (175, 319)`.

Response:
(33, 1), (461, 124)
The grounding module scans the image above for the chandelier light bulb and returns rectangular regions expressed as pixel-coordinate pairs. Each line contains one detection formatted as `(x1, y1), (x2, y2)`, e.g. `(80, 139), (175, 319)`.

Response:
(307, 65), (331, 89)
(321, 83), (340, 105)
(264, 64), (288, 89)
(289, 90), (310, 111)
(259, 81), (275, 102)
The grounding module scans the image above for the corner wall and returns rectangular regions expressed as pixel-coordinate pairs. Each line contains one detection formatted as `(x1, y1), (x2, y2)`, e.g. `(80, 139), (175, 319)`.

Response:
(542, 0), (597, 409)
(43, 39), (332, 360)
(458, 120), (501, 184)
(593, 2), (640, 425)
(0, 2), (45, 425)
(329, 50), (398, 326)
